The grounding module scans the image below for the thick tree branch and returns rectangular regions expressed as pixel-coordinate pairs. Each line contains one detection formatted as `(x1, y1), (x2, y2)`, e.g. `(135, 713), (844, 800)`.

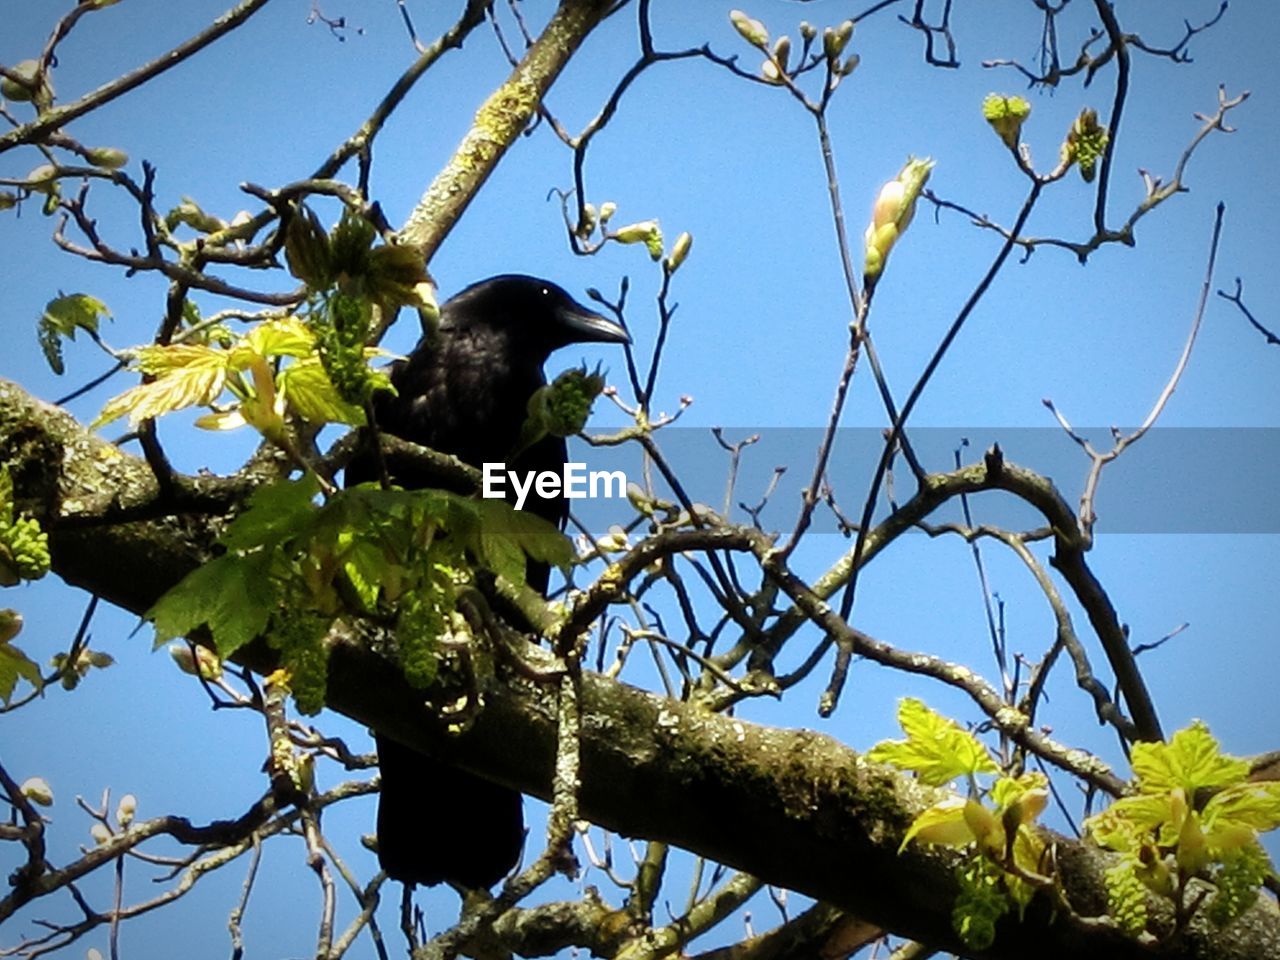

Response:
(399, 0), (617, 262)
(2, 378), (1277, 959)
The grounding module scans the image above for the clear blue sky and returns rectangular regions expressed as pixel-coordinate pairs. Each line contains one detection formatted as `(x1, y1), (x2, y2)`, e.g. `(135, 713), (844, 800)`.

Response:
(2, 2), (1278, 956)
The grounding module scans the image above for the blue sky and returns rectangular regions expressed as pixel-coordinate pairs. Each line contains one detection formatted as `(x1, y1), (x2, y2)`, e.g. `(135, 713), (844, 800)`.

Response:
(2, 2), (1278, 956)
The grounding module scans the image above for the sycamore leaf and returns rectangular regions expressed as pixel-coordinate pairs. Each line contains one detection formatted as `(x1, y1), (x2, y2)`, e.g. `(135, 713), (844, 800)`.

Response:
(278, 357), (366, 426)
(867, 698), (999, 785)
(219, 474), (322, 552)
(0, 638), (42, 705)
(991, 771), (1048, 815)
(38, 293), (113, 375)
(134, 343), (225, 375)
(93, 348), (228, 429)
(149, 551), (277, 657)
(234, 316), (315, 365)
(340, 537), (386, 610)
(1131, 722), (1249, 796)
(473, 498), (574, 573)
(900, 796), (973, 851)
(1203, 781), (1280, 834)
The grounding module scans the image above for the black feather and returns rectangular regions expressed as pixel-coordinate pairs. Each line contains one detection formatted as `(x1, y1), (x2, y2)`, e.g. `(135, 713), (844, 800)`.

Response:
(346, 274), (627, 888)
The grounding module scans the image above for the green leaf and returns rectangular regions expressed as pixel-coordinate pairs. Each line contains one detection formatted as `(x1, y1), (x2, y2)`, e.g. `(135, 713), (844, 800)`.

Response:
(238, 317), (315, 362)
(0, 638), (42, 704)
(1131, 721), (1249, 795)
(38, 293), (112, 374)
(867, 698), (999, 786)
(1204, 781), (1280, 834)
(219, 474), (322, 552)
(899, 797), (973, 851)
(149, 552), (277, 657)
(93, 348), (228, 429)
(340, 537), (386, 610)
(278, 358), (366, 426)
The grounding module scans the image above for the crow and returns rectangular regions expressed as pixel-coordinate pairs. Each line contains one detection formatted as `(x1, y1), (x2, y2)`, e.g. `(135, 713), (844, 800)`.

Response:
(346, 274), (629, 889)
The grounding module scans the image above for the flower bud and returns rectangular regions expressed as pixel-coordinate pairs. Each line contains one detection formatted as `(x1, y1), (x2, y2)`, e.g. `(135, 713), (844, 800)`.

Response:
(86, 146), (129, 169)
(612, 220), (659, 245)
(1062, 107), (1108, 182)
(598, 201), (617, 224)
(1, 60), (43, 103)
(729, 10), (769, 48)
(578, 202), (597, 238)
(116, 793), (137, 828)
(863, 156), (934, 286)
(90, 823), (112, 846)
(982, 94), (1031, 150)
(771, 36), (791, 73)
(799, 21), (817, 42)
(21, 776), (53, 807)
(0, 608), (23, 643)
(169, 642), (222, 680)
(25, 165), (59, 194)
(761, 59), (783, 84)
(665, 231), (692, 273)
(823, 20), (854, 59)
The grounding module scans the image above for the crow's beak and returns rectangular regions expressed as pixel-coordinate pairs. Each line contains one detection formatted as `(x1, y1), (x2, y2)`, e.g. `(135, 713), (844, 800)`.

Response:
(558, 300), (631, 345)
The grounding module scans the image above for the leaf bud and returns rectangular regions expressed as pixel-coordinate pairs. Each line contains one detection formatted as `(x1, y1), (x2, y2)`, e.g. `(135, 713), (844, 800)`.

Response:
(21, 776), (53, 807)
(729, 9), (769, 48)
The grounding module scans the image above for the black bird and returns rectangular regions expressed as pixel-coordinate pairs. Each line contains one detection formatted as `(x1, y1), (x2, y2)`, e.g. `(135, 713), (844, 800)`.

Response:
(346, 274), (629, 889)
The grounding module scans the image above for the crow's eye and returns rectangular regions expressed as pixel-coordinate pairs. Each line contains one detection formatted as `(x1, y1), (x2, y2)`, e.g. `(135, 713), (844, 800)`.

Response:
(540, 286), (551, 297)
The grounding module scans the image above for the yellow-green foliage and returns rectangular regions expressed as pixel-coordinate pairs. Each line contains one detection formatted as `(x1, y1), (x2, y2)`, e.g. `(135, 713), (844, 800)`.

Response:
(1085, 722), (1280, 934)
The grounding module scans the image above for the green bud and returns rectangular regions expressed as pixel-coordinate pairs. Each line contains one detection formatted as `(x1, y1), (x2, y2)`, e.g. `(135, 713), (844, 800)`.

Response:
(1, 60), (46, 104)
(165, 196), (226, 234)
(799, 21), (817, 42)
(283, 206), (333, 289)
(771, 36), (791, 73)
(169, 642), (222, 680)
(614, 219), (664, 260)
(599, 201), (617, 224)
(982, 94), (1032, 150)
(578, 202), (597, 237)
(116, 793), (137, 828)
(730, 10), (769, 48)
(863, 156), (934, 286)
(24, 165), (59, 194)
(613, 220), (658, 244)
(626, 483), (654, 517)
(0, 191), (18, 211)
(85, 146), (129, 169)
(838, 54), (861, 76)
(665, 231), (693, 273)
(824, 20), (854, 59)
(0, 608), (23, 643)
(20, 776), (53, 807)
(595, 525), (630, 553)
(1063, 107), (1108, 182)
(761, 59), (782, 84)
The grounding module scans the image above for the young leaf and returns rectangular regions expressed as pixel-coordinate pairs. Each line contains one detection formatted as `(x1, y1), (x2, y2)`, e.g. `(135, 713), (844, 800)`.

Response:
(37, 293), (112, 374)
(1130, 721), (1249, 795)
(93, 348), (228, 429)
(0, 638), (42, 705)
(149, 552), (277, 657)
(867, 697), (999, 785)
(219, 474), (323, 552)
(277, 358), (366, 426)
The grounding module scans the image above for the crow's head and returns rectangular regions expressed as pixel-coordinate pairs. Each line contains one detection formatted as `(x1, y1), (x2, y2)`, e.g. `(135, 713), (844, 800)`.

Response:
(442, 274), (630, 357)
